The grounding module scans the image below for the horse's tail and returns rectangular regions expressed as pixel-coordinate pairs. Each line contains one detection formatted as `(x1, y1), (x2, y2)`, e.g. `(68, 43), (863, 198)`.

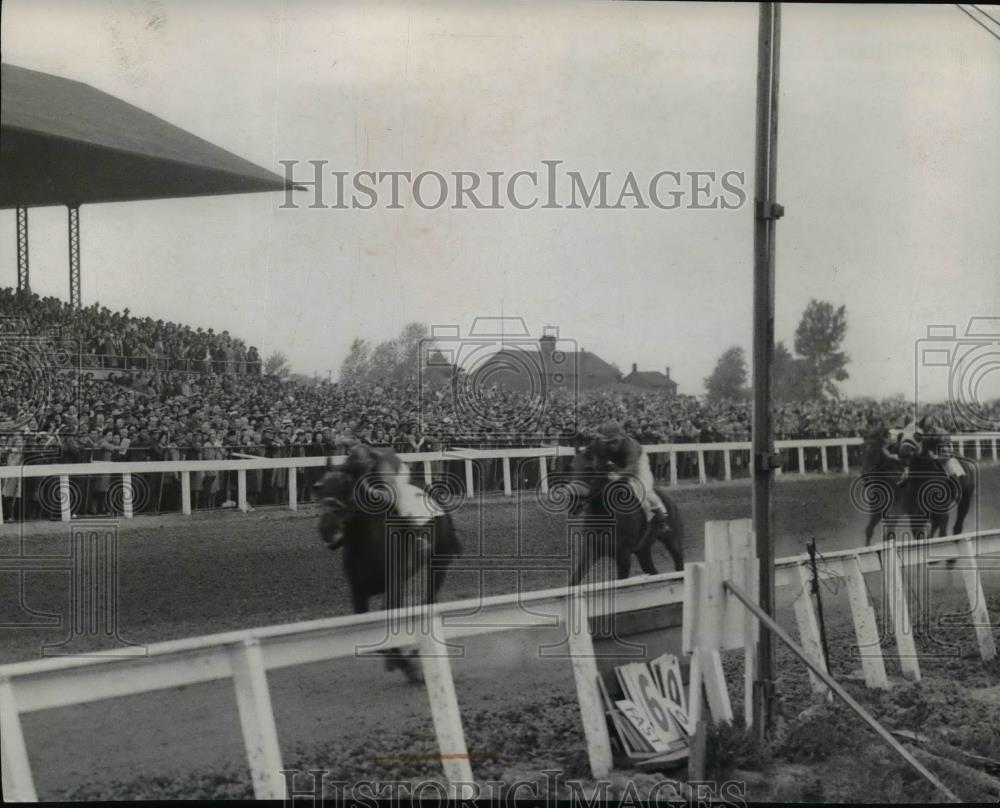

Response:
(657, 487), (685, 568)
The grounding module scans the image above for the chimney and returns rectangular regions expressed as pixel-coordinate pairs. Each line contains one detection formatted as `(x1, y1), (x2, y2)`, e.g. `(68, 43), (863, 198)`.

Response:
(665, 366), (671, 380)
(631, 363), (637, 374)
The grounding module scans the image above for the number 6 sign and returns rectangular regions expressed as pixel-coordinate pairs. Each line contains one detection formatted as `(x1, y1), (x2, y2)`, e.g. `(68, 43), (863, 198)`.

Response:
(653, 653), (689, 735)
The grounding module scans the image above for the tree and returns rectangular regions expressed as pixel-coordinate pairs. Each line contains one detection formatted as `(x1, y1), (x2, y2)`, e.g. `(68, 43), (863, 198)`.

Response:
(336, 323), (432, 385)
(794, 299), (849, 398)
(704, 346), (749, 402)
(339, 338), (371, 384)
(773, 340), (812, 402)
(264, 351), (291, 378)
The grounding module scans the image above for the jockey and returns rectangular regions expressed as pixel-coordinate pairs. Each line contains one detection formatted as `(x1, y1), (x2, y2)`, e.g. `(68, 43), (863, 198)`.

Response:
(575, 420), (670, 550)
(890, 417), (966, 483)
(344, 444), (443, 525)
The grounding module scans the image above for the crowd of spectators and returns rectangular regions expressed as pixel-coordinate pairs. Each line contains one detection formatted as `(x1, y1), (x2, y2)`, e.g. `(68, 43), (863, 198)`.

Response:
(1, 288), (996, 521)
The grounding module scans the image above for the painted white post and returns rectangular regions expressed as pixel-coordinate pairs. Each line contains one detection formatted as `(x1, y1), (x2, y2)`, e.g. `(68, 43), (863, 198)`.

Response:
(288, 469), (298, 512)
(502, 456), (512, 497)
(0, 677), (37, 802)
(992, 437), (997, 461)
(697, 450), (707, 484)
(419, 615), (475, 797)
(238, 469), (248, 513)
(797, 446), (806, 475)
(565, 594), (614, 778)
(820, 446), (829, 473)
(181, 471), (192, 516)
(464, 460), (474, 498)
(60, 474), (72, 522)
(956, 537), (996, 661)
(841, 444), (850, 474)
(723, 450), (732, 481)
(669, 451), (678, 486)
(122, 472), (134, 519)
(792, 563), (831, 696)
(883, 543), (920, 682)
(538, 456), (549, 495)
(843, 555), (888, 689)
(974, 439), (982, 460)
(229, 639), (286, 800)
(423, 461), (432, 486)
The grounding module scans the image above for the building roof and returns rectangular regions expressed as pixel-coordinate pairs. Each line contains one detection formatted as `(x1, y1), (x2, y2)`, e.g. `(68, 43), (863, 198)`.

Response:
(487, 347), (620, 378)
(1, 63), (297, 208)
(623, 370), (677, 388)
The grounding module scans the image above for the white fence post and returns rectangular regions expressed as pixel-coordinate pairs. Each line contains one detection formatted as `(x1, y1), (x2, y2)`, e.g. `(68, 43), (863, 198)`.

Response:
(419, 616), (475, 797)
(697, 450), (707, 485)
(843, 555), (888, 689)
(229, 639), (286, 800)
(502, 457), (512, 497)
(464, 460), (474, 498)
(669, 451), (678, 486)
(423, 461), (432, 486)
(538, 456), (549, 495)
(797, 446), (806, 475)
(181, 471), (191, 516)
(288, 471), (297, 512)
(122, 472), (134, 519)
(723, 449), (732, 482)
(883, 543), (921, 682)
(60, 474), (72, 522)
(841, 444), (850, 474)
(238, 470), (248, 513)
(565, 594), (614, 779)
(956, 537), (997, 661)
(0, 677), (38, 802)
(820, 447), (829, 474)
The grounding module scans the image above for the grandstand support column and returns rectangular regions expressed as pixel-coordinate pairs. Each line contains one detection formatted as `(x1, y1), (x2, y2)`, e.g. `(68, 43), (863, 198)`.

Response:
(68, 205), (82, 308)
(16, 207), (29, 292)
(750, 1), (783, 742)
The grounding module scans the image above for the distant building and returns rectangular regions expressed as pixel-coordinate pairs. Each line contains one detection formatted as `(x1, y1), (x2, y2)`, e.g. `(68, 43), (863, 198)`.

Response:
(621, 363), (678, 396)
(476, 333), (622, 392)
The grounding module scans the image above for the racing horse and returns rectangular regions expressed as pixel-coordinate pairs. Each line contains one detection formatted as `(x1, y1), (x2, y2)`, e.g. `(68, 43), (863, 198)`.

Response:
(859, 433), (976, 545)
(314, 445), (461, 682)
(562, 467), (685, 585)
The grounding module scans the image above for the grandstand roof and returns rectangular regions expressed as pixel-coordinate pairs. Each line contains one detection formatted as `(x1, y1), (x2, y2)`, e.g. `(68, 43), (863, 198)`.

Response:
(0, 63), (296, 209)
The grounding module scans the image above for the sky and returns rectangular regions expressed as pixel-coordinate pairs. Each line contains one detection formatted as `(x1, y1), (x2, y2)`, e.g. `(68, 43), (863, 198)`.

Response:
(2, 1), (999, 401)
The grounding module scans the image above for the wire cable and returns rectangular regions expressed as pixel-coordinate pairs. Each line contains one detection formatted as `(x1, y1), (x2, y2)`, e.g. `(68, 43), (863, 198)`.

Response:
(955, 4), (1000, 43)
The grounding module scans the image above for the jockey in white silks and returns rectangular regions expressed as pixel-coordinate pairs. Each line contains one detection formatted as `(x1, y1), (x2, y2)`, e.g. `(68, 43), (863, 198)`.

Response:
(571, 421), (670, 551)
(892, 418), (966, 483)
(370, 447), (443, 524)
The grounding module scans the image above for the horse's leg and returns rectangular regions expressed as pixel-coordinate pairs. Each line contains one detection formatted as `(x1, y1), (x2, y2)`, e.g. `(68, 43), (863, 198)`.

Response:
(864, 512), (881, 547)
(952, 479), (972, 535)
(659, 531), (684, 571)
(616, 542), (633, 580)
(635, 546), (658, 575)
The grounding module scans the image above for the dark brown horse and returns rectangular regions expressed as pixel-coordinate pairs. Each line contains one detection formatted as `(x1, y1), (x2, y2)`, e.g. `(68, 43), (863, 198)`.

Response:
(314, 447), (461, 682)
(858, 447), (976, 545)
(563, 472), (685, 585)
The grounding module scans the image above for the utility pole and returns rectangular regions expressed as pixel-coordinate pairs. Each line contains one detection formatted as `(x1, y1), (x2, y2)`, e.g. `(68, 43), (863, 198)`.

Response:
(751, 1), (783, 742)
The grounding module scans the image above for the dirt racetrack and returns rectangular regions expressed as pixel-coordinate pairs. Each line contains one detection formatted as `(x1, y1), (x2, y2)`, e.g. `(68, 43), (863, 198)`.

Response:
(2, 468), (999, 799)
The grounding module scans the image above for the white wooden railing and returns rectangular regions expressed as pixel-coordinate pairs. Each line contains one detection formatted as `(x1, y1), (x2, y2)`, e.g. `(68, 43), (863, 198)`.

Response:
(1, 434), (998, 525)
(1, 525), (997, 801)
